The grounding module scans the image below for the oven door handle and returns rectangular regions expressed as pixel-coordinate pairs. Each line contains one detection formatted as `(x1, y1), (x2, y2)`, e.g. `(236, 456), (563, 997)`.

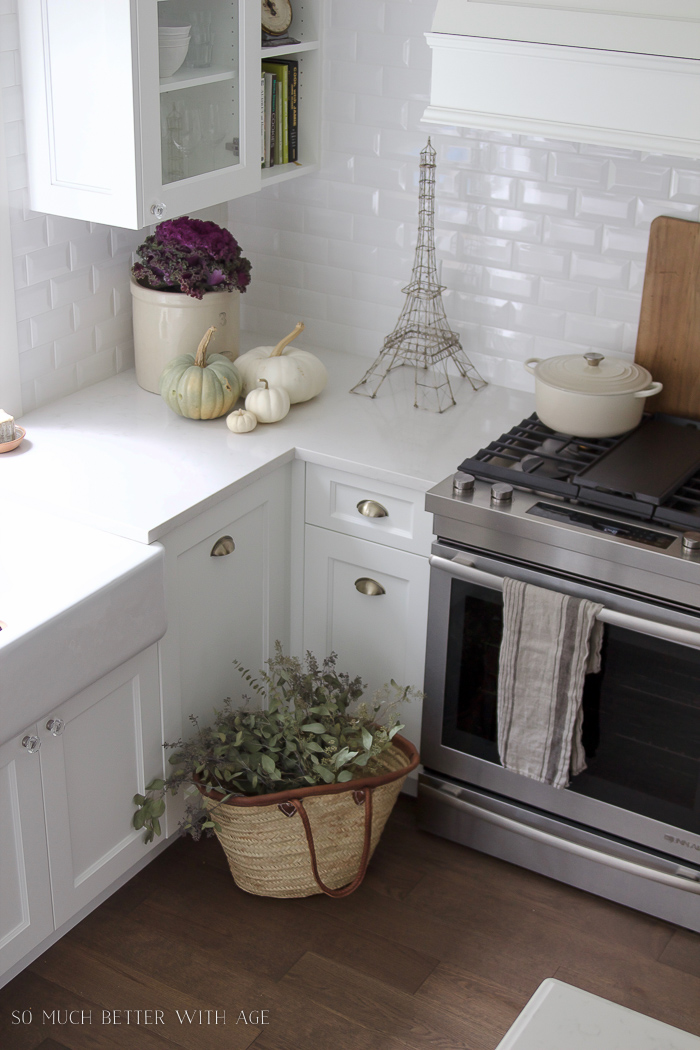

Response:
(429, 554), (700, 650)
(420, 783), (700, 895)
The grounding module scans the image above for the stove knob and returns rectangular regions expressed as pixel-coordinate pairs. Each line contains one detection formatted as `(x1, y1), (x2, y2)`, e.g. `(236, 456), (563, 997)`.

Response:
(452, 471), (475, 495)
(491, 483), (513, 505)
(682, 531), (700, 552)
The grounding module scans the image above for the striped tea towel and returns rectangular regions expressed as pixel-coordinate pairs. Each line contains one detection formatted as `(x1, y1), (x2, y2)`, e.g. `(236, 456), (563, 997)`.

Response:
(497, 578), (604, 789)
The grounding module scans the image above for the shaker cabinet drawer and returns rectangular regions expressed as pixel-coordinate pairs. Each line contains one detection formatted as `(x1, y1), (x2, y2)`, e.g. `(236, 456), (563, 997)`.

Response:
(305, 464), (433, 555)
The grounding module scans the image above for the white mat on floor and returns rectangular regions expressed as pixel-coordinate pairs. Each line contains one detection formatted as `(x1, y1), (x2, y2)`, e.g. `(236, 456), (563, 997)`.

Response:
(496, 979), (700, 1050)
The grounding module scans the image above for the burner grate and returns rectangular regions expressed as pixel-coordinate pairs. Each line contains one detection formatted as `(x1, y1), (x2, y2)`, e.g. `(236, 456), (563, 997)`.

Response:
(458, 414), (624, 498)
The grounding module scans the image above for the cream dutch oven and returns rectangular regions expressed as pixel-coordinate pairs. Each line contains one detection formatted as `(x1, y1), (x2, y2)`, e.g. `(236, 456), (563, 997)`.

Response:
(524, 352), (663, 438)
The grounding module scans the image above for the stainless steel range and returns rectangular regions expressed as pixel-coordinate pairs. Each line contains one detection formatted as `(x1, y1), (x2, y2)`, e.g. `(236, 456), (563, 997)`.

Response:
(419, 412), (700, 930)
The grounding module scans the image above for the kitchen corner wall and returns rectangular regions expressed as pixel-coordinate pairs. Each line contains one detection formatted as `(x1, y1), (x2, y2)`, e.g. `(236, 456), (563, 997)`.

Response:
(0, 1), (143, 414)
(4, 2), (700, 414)
(229, 0), (700, 391)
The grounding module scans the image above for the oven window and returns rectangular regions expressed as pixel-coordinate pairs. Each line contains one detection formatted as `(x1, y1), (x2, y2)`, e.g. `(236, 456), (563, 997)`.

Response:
(442, 579), (700, 832)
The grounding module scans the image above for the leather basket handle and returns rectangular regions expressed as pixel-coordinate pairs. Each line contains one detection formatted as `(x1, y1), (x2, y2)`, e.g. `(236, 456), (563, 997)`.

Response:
(279, 789), (374, 898)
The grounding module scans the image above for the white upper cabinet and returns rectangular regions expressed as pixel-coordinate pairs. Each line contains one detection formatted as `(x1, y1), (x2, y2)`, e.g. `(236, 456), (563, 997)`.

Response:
(18, 0), (320, 230)
(424, 1), (700, 157)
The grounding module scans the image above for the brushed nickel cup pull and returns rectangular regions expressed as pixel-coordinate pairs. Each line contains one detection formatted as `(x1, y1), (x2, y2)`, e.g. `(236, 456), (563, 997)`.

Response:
(355, 577), (386, 596)
(210, 535), (235, 557)
(357, 500), (388, 519)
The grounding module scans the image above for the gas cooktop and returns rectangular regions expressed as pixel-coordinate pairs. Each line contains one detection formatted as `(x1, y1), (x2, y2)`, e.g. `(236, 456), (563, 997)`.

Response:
(458, 413), (700, 531)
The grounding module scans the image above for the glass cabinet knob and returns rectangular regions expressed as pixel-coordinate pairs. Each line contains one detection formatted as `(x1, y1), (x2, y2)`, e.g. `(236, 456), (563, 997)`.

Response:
(150, 202), (166, 219)
(21, 735), (41, 754)
(45, 718), (65, 736)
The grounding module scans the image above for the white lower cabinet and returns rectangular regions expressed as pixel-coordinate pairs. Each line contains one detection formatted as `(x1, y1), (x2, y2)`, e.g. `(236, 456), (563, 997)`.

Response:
(302, 524), (430, 750)
(158, 468), (292, 834)
(0, 645), (162, 984)
(39, 646), (162, 928)
(0, 732), (54, 976)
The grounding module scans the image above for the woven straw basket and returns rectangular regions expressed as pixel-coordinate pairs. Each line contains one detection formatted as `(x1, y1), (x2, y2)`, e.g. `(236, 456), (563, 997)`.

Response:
(199, 735), (419, 898)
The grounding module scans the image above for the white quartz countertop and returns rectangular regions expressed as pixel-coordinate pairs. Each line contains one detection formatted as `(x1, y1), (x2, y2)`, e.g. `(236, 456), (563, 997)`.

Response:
(4, 341), (535, 543)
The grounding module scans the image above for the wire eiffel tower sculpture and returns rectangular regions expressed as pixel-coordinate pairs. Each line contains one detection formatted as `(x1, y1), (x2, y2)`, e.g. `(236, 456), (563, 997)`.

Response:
(351, 138), (486, 412)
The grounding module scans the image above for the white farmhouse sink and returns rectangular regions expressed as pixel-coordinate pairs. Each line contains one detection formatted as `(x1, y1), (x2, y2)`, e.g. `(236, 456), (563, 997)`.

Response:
(0, 507), (166, 747)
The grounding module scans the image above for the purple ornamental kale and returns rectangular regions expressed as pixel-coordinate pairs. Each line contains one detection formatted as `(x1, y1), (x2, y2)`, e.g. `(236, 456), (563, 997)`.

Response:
(131, 216), (251, 299)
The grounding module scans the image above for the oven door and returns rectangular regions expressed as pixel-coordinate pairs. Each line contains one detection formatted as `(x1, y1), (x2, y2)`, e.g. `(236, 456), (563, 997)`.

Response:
(422, 541), (700, 867)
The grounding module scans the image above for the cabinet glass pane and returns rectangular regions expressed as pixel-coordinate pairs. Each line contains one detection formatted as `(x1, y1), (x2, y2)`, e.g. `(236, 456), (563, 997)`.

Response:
(158, 0), (240, 185)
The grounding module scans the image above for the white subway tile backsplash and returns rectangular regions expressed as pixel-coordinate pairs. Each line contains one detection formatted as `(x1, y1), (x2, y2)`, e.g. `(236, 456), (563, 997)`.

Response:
(50, 268), (93, 308)
(570, 253), (631, 288)
(30, 304), (73, 347)
(10, 215), (47, 256)
(575, 190), (636, 223)
(548, 152), (609, 187)
(15, 281), (51, 322)
(6, 0), (700, 411)
(608, 160), (671, 195)
(543, 216), (601, 251)
(55, 329), (95, 368)
(601, 224), (649, 257)
(356, 30), (407, 68)
(490, 145), (549, 178)
(539, 278), (597, 315)
(670, 167), (700, 202)
(596, 288), (641, 323)
(19, 343), (55, 384)
(486, 209), (543, 243)
(356, 93), (409, 131)
(512, 242), (569, 278)
(635, 198), (699, 225)
(33, 363), (78, 408)
(483, 267), (539, 303)
(510, 302), (566, 338)
(353, 213), (405, 249)
(517, 180), (575, 214)
(77, 348), (117, 388)
(564, 313), (625, 350)
(460, 235), (513, 267)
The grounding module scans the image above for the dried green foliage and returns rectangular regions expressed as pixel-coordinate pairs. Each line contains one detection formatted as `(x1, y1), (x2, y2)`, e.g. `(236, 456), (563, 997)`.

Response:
(132, 643), (419, 843)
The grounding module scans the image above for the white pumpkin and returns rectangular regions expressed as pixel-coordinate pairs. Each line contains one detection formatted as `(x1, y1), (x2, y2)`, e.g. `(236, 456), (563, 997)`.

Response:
(245, 379), (290, 423)
(235, 322), (328, 404)
(226, 408), (258, 433)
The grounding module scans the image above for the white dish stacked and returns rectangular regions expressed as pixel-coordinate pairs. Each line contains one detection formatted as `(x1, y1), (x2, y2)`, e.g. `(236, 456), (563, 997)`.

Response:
(159, 24), (191, 78)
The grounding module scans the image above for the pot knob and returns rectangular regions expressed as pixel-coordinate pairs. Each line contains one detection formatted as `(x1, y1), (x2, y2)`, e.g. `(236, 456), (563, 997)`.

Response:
(452, 472), (475, 495)
(682, 531), (700, 552)
(491, 483), (513, 505)
(584, 352), (604, 367)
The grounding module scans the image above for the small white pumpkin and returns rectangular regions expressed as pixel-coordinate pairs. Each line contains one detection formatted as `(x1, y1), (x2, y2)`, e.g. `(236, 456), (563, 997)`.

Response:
(235, 322), (328, 403)
(245, 378), (290, 423)
(226, 408), (258, 433)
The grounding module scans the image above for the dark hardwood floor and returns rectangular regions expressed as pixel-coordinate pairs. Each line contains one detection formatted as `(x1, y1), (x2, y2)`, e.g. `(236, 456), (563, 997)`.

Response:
(2, 797), (700, 1050)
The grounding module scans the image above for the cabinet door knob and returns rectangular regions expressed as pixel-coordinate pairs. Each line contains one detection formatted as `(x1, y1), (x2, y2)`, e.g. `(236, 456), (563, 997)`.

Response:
(357, 499), (388, 519)
(150, 202), (166, 219)
(45, 718), (65, 736)
(210, 535), (235, 557)
(355, 577), (386, 596)
(22, 735), (41, 754)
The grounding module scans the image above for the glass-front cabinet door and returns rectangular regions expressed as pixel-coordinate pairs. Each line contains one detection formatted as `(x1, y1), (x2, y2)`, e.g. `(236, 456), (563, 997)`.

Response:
(138, 0), (260, 226)
(19, 0), (260, 230)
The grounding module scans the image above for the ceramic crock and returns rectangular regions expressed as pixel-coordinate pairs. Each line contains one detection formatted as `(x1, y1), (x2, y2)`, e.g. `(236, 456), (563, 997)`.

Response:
(130, 279), (240, 393)
(524, 352), (663, 438)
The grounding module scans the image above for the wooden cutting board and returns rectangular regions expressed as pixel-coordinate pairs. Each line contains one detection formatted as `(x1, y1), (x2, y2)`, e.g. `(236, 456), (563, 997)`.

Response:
(635, 215), (700, 420)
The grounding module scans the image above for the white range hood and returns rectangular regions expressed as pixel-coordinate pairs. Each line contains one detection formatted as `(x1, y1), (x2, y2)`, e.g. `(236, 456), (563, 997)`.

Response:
(423, 1), (700, 157)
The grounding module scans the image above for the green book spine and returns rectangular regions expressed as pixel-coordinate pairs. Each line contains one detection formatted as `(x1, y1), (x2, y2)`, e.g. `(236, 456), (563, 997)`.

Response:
(262, 61), (289, 164)
(274, 59), (298, 162)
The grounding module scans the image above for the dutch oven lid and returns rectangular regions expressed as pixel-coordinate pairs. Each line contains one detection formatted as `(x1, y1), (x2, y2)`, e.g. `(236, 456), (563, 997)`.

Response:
(534, 352), (654, 395)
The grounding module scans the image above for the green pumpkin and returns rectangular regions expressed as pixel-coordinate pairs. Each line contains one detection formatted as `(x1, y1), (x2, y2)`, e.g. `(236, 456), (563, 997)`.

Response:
(159, 326), (242, 419)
